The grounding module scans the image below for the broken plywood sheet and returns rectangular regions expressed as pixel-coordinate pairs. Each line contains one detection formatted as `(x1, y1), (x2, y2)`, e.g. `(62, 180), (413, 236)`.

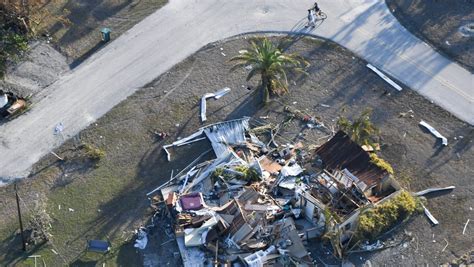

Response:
(259, 156), (282, 173)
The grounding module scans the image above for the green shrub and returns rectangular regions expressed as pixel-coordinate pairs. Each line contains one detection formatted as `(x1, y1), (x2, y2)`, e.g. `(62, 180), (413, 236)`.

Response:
(369, 153), (394, 175)
(83, 144), (106, 161)
(234, 165), (260, 182)
(0, 33), (29, 78)
(356, 191), (418, 240)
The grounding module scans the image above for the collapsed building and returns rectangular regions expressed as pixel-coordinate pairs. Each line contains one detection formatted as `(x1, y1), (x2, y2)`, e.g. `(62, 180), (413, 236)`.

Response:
(146, 117), (400, 266)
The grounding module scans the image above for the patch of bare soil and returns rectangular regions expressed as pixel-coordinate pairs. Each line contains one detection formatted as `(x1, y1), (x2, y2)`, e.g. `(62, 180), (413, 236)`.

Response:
(0, 41), (69, 97)
(386, 0), (474, 72)
(0, 35), (472, 266)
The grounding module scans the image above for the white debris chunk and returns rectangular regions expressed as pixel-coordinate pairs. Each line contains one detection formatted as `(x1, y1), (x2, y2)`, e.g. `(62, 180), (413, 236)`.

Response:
(422, 204), (439, 225)
(200, 87), (231, 122)
(414, 186), (455, 196)
(366, 63), (402, 91)
(419, 120), (448, 146)
(134, 229), (148, 249)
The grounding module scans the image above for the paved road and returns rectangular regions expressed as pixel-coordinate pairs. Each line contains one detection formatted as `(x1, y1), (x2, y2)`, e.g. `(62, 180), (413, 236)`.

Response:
(0, 0), (472, 182)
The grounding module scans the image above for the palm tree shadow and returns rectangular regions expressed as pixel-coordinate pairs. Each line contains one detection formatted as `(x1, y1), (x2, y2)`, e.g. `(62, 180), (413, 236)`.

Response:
(224, 87), (263, 121)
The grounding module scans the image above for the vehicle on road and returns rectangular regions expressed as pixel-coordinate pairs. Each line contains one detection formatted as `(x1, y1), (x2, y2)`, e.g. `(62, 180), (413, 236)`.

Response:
(0, 91), (27, 119)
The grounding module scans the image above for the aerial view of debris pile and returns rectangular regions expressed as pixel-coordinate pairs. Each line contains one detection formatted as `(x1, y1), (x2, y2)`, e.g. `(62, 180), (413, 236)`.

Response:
(142, 117), (453, 266)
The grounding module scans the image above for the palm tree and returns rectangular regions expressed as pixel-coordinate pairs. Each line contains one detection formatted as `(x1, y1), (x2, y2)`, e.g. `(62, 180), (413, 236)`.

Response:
(230, 38), (309, 103)
(337, 108), (379, 146)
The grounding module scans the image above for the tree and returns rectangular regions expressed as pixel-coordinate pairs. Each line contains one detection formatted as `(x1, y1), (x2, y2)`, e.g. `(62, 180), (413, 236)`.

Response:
(337, 108), (379, 146)
(230, 38), (309, 103)
(1, 0), (70, 36)
(0, 1), (70, 78)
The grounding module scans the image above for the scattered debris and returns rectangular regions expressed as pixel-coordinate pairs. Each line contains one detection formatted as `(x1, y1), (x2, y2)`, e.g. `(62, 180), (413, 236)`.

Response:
(442, 238), (449, 252)
(419, 120), (448, 146)
(154, 131), (168, 139)
(462, 219), (470, 235)
(459, 22), (474, 37)
(147, 119), (404, 265)
(399, 109), (414, 118)
(360, 240), (384, 251)
(50, 151), (64, 161)
(421, 204), (439, 225)
(200, 87), (231, 122)
(284, 105), (327, 131)
(366, 64), (402, 91)
(134, 228), (148, 249)
(361, 143), (380, 152)
(414, 186), (455, 197)
(54, 122), (64, 135)
(163, 117), (248, 161)
(87, 240), (111, 253)
(27, 255), (42, 267)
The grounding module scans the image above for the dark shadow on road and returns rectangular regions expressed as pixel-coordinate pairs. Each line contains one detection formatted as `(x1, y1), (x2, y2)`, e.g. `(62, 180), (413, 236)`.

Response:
(70, 41), (107, 69)
(49, 0), (132, 49)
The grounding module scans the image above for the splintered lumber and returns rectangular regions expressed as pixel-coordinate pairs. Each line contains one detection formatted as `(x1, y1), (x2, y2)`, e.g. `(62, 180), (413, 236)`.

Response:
(248, 124), (276, 134)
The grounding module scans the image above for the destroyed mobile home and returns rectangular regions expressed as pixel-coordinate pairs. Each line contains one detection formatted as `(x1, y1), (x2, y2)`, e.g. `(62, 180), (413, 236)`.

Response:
(146, 118), (406, 266)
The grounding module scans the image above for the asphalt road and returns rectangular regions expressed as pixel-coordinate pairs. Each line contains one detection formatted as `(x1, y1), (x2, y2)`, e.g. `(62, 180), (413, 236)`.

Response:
(0, 0), (472, 182)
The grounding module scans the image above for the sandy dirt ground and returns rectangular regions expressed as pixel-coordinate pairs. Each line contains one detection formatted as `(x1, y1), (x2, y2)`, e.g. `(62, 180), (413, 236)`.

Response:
(0, 41), (69, 97)
(386, 0), (474, 72)
(0, 36), (472, 266)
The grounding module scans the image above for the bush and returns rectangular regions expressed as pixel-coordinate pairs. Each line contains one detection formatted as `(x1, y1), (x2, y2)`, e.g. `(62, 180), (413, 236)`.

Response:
(234, 165), (260, 182)
(0, 33), (28, 78)
(356, 191), (418, 240)
(83, 144), (106, 161)
(369, 153), (394, 175)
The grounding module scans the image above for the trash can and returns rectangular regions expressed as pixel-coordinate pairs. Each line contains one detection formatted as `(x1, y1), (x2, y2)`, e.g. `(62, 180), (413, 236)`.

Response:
(100, 28), (111, 42)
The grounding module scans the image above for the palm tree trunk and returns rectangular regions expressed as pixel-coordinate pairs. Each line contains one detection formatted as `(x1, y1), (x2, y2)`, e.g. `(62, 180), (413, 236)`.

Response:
(261, 73), (270, 104)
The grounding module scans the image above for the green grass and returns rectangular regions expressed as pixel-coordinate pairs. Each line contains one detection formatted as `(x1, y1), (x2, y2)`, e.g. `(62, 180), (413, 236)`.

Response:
(1, 126), (148, 265)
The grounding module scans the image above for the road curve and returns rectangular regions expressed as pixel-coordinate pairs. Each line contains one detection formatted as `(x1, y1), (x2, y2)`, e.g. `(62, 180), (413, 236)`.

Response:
(0, 0), (472, 182)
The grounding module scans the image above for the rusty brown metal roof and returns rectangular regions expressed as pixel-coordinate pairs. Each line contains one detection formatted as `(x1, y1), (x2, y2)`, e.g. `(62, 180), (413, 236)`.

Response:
(315, 131), (388, 189)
